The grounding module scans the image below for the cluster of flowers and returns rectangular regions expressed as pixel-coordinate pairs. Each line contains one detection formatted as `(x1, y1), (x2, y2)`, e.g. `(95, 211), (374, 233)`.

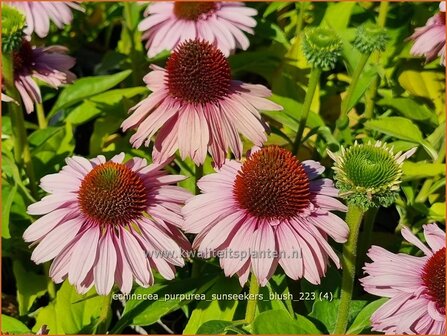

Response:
(2, 2), (445, 335)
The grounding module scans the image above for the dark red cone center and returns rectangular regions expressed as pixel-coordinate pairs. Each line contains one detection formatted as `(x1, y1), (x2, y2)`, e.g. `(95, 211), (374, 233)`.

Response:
(166, 39), (231, 104)
(422, 247), (446, 315)
(78, 162), (147, 226)
(233, 146), (311, 219)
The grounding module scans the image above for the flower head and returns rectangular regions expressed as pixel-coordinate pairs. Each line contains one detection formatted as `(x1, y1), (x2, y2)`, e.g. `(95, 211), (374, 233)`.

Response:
(361, 224), (446, 335)
(1, 5), (26, 53)
(353, 23), (389, 54)
(5, 1), (83, 38)
(328, 141), (416, 210)
(24, 153), (192, 295)
(302, 27), (343, 69)
(139, 1), (257, 57)
(121, 39), (282, 167)
(409, 2), (446, 66)
(183, 146), (349, 286)
(12, 39), (76, 113)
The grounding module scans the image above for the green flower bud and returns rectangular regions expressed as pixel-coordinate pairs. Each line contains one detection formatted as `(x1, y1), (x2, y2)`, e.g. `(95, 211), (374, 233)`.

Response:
(302, 27), (343, 70)
(328, 141), (416, 210)
(353, 23), (389, 54)
(2, 5), (26, 53)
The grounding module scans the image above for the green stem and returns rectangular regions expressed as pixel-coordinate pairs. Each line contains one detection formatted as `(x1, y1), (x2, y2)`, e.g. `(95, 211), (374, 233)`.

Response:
(245, 273), (260, 324)
(292, 67), (321, 155)
(334, 204), (364, 334)
(36, 103), (47, 129)
(2, 52), (38, 198)
(363, 2), (389, 120)
(123, 2), (142, 86)
(95, 293), (112, 334)
(286, 2), (308, 63)
(358, 207), (378, 271)
(43, 263), (56, 300)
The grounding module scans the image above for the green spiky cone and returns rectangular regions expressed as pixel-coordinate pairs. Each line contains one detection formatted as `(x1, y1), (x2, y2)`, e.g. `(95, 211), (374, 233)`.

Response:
(353, 23), (389, 54)
(328, 141), (416, 210)
(2, 5), (26, 53)
(302, 27), (343, 70)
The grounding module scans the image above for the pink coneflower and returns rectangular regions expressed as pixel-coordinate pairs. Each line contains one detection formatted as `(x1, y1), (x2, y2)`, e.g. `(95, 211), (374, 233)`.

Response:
(361, 224), (446, 335)
(5, 1), (83, 38)
(24, 153), (192, 295)
(139, 1), (257, 57)
(409, 2), (446, 66)
(12, 40), (76, 113)
(183, 146), (349, 286)
(122, 39), (282, 167)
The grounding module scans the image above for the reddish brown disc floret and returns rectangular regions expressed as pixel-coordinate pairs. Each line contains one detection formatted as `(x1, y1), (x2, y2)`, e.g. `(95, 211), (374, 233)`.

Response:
(233, 146), (311, 219)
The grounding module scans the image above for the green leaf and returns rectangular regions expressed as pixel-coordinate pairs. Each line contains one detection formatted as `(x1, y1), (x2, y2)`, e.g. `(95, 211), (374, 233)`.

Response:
(429, 202), (446, 222)
(402, 162), (445, 180)
(378, 98), (437, 125)
(1, 315), (30, 334)
(345, 65), (379, 113)
(365, 117), (423, 142)
(309, 300), (367, 334)
(196, 320), (234, 335)
(398, 69), (445, 117)
(66, 87), (146, 125)
(49, 70), (131, 117)
(253, 310), (321, 334)
(28, 127), (62, 147)
(33, 280), (103, 334)
(322, 2), (356, 30)
(183, 277), (241, 334)
(13, 261), (47, 315)
(1, 181), (17, 239)
(123, 278), (211, 327)
(346, 298), (387, 334)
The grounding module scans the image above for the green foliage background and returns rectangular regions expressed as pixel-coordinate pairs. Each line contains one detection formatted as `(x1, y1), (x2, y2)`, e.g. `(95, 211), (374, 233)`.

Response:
(1, 1), (445, 335)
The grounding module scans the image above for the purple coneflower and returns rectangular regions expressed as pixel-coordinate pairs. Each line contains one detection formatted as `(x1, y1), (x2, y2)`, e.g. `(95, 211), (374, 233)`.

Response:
(409, 2), (446, 65)
(12, 40), (76, 113)
(122, 39), (282, 167)
(5, 1), (83, 38)
(24, 153), (192, 295)
(183, 146), (349, 286)
(361, 224), (445, 335)
(139, 1), (257, 57)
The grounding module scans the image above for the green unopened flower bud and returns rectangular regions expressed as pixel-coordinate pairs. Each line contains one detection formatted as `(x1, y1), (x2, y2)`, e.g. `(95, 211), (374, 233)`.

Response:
(302, 27), (343, 70)
(2, 5), (26, 53)
(328, 141), (416, 210)
(353, 24), (389, 54)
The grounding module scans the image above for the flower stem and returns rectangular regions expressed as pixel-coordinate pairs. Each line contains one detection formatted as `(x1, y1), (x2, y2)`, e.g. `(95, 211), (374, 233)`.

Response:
(2, 52), (38, 198)
(245, 273), (259, 325)
(334, 203), (364, 334)
(36, 103), (48, 129)
(363, 2), (389, 119)
(43, 262), (56, 300)
(292, 67), (321, 155)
